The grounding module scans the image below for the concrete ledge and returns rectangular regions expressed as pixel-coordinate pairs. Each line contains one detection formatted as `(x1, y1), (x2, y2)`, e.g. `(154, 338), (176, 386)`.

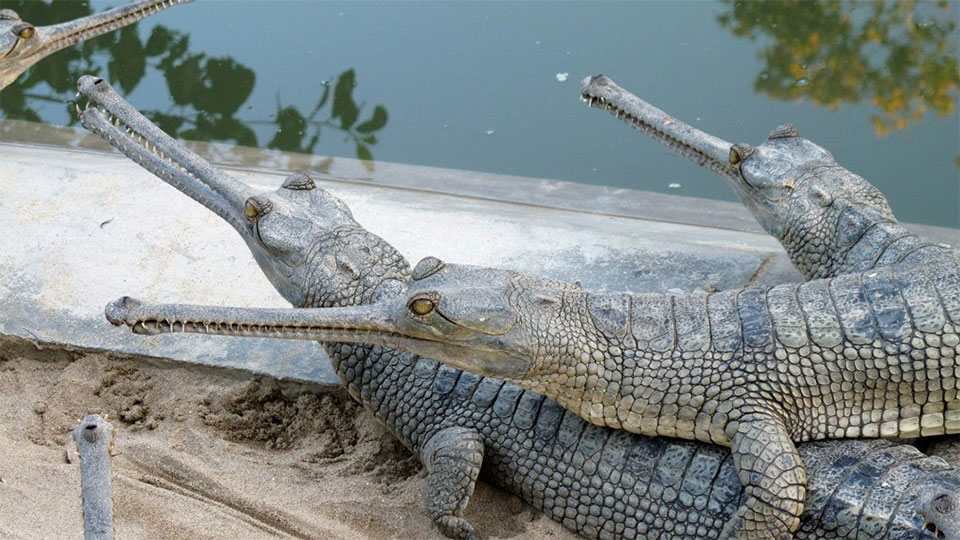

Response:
(8, 118), (955, 244)
(1, 122), (955, 385)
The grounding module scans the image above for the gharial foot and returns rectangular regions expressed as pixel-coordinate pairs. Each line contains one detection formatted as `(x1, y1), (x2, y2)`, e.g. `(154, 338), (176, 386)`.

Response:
(421, 426), (485, 540)
(720, 412), (806, 540)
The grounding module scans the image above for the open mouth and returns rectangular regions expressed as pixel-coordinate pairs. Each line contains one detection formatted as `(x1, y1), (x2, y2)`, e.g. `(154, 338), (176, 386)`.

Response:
(580, 74), (738, 180)
(76, 75), (251, 232)
(79, 97), (177, 167)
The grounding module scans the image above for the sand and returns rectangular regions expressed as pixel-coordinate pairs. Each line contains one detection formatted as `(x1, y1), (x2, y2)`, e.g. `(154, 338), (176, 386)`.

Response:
(0, 337), (576, 540)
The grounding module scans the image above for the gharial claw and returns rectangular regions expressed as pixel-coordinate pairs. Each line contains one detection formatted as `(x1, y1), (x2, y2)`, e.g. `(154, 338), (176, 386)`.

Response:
(722, 412), (806, 540)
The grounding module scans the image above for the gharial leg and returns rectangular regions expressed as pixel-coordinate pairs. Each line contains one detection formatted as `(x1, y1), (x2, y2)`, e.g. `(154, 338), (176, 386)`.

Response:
(420, 426), (485, 540)
(721, 412), (806, 540)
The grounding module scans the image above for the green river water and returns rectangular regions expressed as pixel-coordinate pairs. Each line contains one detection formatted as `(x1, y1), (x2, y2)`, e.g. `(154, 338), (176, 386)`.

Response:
(2, 0), (957, 228)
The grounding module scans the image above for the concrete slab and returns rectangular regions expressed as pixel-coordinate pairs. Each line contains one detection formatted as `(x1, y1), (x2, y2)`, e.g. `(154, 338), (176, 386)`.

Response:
(1, 121), (956, 385)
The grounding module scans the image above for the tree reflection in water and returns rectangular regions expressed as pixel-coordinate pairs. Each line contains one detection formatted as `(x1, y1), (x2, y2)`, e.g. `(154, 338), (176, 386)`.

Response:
(0, 0), (388, 168)
(3, 1), (955, 164)
(717, 0), (958, 136)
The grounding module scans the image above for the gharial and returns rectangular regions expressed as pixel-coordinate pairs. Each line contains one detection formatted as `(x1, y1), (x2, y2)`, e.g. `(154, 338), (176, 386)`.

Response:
(98, 73), (960, 540)
(580, 74), (960, 470)
(0, 0), (188, 90)
(76, 74), (960, 540)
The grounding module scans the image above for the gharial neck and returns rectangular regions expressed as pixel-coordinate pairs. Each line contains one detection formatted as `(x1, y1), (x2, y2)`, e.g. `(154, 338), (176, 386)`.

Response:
(297, 228), (414, 402)
(783, 212), (955, 280)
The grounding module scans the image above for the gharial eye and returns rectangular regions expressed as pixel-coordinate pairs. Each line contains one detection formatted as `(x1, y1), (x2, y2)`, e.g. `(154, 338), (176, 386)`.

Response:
(728, 147), (741, 165)
(408, 297), (436, 316)
(244, 200), (260, 220)
(14, 24), (34, 39)
(728, 143), (755, 166)
(244, 197), (272, 221)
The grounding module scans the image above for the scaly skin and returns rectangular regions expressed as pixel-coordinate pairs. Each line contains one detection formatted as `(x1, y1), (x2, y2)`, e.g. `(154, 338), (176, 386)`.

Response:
(0, 0), (189, 90)
(580, 74), (960, 469)
(78, 76), (960, 539)
(108, 257), (960, 539)
(100, 76), (960, 539)
(578, 74), (956, 281)
(581, 71), (960, 465)
(104, 167), (960, 540)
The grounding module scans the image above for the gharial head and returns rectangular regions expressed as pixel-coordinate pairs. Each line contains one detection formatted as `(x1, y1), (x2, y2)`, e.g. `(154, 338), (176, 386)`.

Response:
(0, 1), (189, 90)
(77, 75), (408, 308)
(105, 285), (960, 540)
(580, 74), (898, 278)
(0, 10), (37, 76)
(105, 256), (586, 380)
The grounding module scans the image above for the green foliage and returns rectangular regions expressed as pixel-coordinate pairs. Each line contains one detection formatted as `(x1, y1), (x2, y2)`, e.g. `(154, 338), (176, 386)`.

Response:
(108, 24), (146, 94)
(333, 69), (360, 130)
(356, 105), (388, 133)
(266, 70), (388, 169)
(0, 0), (388, 164)
(717, 0), (958, 135)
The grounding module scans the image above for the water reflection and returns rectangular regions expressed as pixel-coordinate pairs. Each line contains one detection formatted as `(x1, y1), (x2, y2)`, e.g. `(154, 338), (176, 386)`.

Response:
(0, 0), (388, 167)
(717, 0), (958, 136)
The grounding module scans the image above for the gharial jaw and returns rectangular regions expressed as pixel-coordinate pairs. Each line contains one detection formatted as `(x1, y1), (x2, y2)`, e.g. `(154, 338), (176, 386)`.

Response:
(580, 74), (915, 279)
(78, 75), (320, 307)
(0, 0), (189, 90)
(579, 74), (738, 182)
(79, 71), (960, 540)
(578, 73), (836, 234)
(104, 291), (536, 380)
(76, 74), (251, 234)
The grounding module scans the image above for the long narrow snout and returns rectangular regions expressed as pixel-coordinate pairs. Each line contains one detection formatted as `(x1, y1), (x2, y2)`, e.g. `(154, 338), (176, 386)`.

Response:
(77, 75), (253, 236)
(106, 295), (404, 343)
(106, 296), (534, 379)
(1, 0), (190, 89)
(580, 74), (739, 183)
(39, 0), (190, 54)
